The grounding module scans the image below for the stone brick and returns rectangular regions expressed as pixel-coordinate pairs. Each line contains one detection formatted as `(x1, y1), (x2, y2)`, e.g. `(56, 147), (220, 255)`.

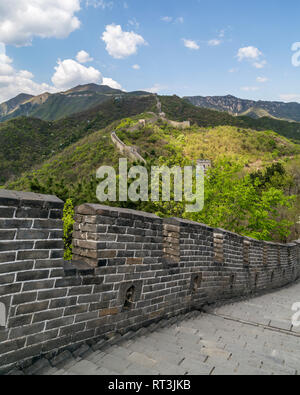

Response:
(64, 304), (89, 316)
(16, 301), (49, 315)
(26, 329), (59, 346)
(0, 274), (15, 285)
(45, 316), (74, 330)
(0, 283), (22, 296)
(68, 286), (93, 296)
(98, 250), (117, 259)
(0, 240), (34, 252)
(16, 270), (49, 282)
(23, 280), (55, 292)
(0, 252), (16, 264)
(0, 207), (15, 218)
(16, 229), (49, 240)
(127, 258), (144, 265)
(0, 230), (16, 240)
(12, 292), (37, 305)
(33, 219), (63, 229)
(49, 297), (77, 309)
(32, 308), (64, 323)
(0, 219), (32, 229)
(49, 210), (63, 219)
(35, 240), (64, 250)
(9, 322), (45, 339)
(99, 308), (119, 317)
(15, 208), (49, 219)
(17, 250), (49, 260)
(37, 289), (67, 301)
(50, 250), (64, 259)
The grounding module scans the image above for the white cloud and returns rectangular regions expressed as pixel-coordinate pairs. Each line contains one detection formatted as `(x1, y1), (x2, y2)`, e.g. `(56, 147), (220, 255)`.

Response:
(256, 76), (268, 83)
(147, 83), (167, 94)
(241, 86), (259, 92)
(237, 46), (266, 69)
(102, 77), (122, 90)
(208, 39), (222, 47)
(0, 53), (14, 76)
(76, 50), (94, 64)
(0, 50), (123, 104)
(253, 60), (267, 69)
(237, 46), (262, 61)
(0, 0), (81, 46)
(101, 24), (146, 59)
(183, 39), (199, 50)
(0, 53), (56, 103)
(176, 17), (184, 24)
(128, 18), (140, 30)
(161, 16), (173, 23)
(132, 64), (140, 70)
(86, 0), (113, 9)
(219, 29), (225, 38)
(51, 59), (102, 90)
(279, 94), (300, 103)
(161, 16), (184, 24)
(229, 68), (239, 73)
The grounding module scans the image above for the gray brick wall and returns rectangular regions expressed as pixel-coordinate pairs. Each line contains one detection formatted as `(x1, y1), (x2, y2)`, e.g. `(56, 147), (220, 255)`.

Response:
(0, 191), (299, 372)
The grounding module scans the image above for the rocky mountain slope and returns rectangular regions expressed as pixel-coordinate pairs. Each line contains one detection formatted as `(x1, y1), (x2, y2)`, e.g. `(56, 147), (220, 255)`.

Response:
(0, 84), (152, 122)
(184, 94), (300, 122)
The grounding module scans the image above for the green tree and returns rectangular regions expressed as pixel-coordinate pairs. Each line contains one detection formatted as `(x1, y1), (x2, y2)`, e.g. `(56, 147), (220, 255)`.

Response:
(186, 160), (295, 241)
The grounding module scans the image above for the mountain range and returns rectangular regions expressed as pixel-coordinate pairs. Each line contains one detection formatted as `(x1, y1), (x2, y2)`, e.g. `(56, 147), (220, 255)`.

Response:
(0, 84), (151, 122)
(3, 84), (300, 124)
(184, 94), (300, 122)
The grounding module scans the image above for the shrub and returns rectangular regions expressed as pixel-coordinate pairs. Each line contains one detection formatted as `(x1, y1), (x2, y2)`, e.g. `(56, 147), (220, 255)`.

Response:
(62, 199), (75, 260)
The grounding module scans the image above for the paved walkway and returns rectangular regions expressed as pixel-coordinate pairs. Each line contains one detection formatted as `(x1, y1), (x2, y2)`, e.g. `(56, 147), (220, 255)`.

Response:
(36, 281), (300, 375)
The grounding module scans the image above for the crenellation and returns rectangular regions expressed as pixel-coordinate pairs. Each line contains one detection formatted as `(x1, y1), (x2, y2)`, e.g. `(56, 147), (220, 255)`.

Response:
(0, 189), (299, 372)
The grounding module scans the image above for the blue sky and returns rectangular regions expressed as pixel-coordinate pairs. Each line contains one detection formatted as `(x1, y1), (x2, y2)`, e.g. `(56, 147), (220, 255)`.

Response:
(1, 0), (300, 103)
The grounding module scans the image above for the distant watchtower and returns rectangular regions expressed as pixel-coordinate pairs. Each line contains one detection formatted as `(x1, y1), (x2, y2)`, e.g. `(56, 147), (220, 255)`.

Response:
(197, 159), (212, 175)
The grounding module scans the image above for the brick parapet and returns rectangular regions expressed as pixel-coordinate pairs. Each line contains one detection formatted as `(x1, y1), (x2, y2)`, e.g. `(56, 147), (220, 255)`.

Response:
(0, 192), (299, 372)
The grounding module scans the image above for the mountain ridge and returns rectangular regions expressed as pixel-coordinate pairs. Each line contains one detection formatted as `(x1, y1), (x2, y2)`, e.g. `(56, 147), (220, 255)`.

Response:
(0, 84), (153, 123)
(184, 94), (300, 122)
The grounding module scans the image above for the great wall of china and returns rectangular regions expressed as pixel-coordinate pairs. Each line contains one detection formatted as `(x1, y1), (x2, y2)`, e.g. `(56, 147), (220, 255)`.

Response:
(111, 96), (191, 163)
(0, 188), (299, 374)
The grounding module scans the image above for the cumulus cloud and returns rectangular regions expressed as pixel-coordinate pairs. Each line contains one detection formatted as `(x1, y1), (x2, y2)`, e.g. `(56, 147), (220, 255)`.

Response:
(132, 64), (140, 70)
(237, 46), (266, 69)
(0, 48), (123, 104)
(101, 24), (146, 59)
(237, 46), (262, 61)
(0, 0), (81, 46)
(51, 59), (103, 90)
(0, 52), (56, 103)
(183, 39), (200, 50)
(76, 50), (94, 64)
(102, 77), (122, 90)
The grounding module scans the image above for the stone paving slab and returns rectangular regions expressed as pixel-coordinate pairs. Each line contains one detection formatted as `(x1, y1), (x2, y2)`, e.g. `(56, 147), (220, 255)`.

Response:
(38, 281), (300, 375)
